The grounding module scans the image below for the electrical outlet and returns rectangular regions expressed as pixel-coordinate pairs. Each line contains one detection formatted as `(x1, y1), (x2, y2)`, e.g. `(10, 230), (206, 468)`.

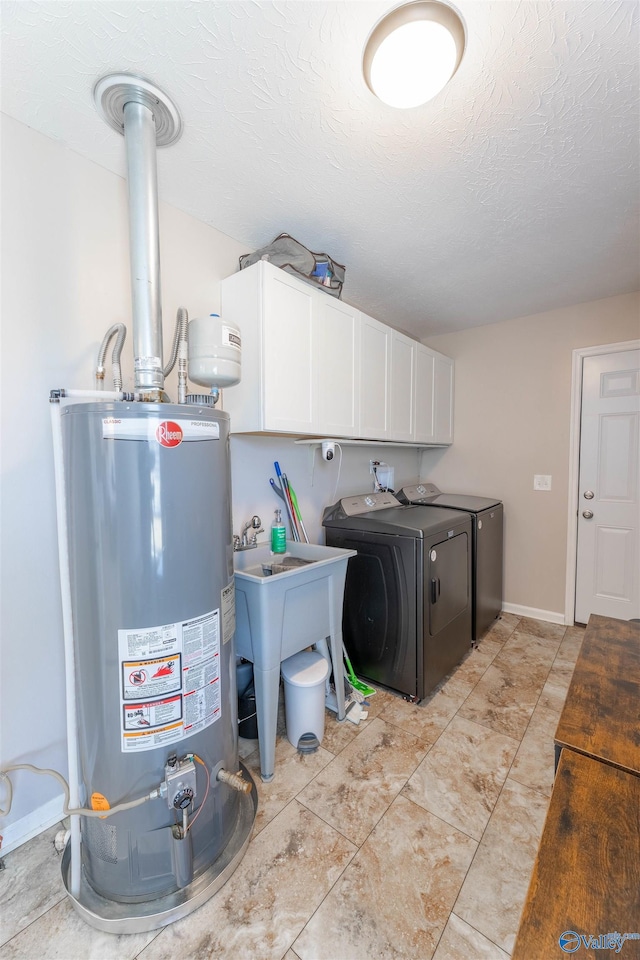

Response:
(534, 475), (552, 491)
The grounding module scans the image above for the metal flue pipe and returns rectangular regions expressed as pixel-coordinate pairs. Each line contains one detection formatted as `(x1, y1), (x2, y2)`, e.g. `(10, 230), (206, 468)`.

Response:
(123, 99), (164, 396)
(94, 74), (182, 399)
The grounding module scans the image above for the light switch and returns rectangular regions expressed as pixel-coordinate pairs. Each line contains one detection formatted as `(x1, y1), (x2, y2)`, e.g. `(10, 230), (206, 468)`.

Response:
(534, 475), (552, 491)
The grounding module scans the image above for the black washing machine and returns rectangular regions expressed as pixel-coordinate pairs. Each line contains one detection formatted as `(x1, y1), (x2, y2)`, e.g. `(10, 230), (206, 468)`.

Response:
(397, 482), (503, 643)
(323, 491), (472, 701)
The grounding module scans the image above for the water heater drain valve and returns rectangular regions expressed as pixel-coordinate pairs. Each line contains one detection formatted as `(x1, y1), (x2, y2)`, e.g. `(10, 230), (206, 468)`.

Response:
(162, 755), (197, 810)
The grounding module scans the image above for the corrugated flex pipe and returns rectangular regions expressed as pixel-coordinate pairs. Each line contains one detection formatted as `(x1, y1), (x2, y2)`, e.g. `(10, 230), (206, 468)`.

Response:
(163, 307), (189, 403)
(95, 323), (127, 391)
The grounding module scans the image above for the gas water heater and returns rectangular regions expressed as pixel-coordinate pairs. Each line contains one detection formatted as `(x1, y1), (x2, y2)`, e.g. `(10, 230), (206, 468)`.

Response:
(48, 75), (255, 932)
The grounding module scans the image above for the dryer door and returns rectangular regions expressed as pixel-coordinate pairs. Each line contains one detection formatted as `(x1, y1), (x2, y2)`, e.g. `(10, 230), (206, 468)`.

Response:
(428, 531), (469, 636)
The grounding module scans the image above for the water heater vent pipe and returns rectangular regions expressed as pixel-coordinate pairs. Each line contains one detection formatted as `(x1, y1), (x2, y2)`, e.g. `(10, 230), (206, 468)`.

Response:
(93, 75), (183, 399)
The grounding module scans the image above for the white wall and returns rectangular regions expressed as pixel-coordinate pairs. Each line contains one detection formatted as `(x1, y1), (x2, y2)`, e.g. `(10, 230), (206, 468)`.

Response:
(229, 435), (421, 547)
(421, 293), (640, 620)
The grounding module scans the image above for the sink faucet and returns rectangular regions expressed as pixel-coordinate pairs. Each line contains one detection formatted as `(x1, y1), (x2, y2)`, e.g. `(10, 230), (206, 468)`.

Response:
(234, 515), (264, 551)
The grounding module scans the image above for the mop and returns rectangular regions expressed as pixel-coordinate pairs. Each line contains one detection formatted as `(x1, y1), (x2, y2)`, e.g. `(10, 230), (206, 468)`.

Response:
(342, 642), (377, 699)
(316, 638), (370, 725)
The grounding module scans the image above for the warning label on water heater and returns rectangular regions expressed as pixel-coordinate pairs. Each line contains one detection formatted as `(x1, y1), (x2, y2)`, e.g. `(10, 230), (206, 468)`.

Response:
(118, 609), (221, 753)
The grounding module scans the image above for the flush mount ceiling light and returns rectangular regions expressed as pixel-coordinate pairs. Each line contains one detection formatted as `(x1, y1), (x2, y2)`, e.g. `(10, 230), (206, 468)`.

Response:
(363, 0), (466, 109)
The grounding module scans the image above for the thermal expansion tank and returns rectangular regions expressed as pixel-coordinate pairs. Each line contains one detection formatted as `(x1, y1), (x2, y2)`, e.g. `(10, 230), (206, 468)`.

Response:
(62, 400), (239, 902)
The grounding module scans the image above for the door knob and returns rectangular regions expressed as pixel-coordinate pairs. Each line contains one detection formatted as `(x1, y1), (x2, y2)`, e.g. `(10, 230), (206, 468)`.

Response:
(582, 510), (594, 519)
(583, 490), (594, 500)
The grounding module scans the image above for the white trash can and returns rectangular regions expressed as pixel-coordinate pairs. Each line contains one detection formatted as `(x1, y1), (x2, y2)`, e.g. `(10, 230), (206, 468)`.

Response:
(281, 650), (329, 752)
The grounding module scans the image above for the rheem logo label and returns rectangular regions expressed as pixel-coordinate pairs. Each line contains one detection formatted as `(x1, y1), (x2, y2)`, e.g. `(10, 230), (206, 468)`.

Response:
(156, 421), (183, 447)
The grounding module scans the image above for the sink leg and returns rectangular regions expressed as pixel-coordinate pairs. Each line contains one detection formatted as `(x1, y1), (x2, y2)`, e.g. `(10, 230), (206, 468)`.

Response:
(253, 663), (280, 781)
(328, 576), (347, 722)
(328, 632), (346, 722)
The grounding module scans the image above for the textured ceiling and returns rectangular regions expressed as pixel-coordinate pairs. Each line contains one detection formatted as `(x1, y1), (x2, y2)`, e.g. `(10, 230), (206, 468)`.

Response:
(1, 0), (639, 337)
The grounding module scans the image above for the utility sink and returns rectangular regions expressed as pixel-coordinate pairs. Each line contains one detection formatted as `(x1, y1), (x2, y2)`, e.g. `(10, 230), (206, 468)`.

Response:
(233, 541), (356, 781)
(233, 541), (351, 579)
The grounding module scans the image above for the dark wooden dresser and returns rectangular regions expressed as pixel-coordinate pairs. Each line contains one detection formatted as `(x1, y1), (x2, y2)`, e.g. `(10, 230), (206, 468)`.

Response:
(554, 614), (640, 776)
(513, 615), (640, 960)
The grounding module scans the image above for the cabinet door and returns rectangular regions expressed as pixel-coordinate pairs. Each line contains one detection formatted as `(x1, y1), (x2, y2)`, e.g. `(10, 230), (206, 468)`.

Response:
(315, 297), (359, 437)
(262, 268), (315, 433)
(358, 313), (390, 439)
(433, 353), (454, 444)
(414, 345), (435, 443)
(389, 330), (415, 441)
(220, 263), (262, 431)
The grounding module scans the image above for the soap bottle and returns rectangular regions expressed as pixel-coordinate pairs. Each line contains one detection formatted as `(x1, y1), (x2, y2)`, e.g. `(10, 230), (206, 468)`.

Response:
(271, 508), (286, 554)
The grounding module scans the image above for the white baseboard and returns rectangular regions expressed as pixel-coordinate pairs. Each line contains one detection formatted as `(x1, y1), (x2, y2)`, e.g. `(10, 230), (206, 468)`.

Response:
(0, 793), (65, 856)
(502, 602), (567, 625)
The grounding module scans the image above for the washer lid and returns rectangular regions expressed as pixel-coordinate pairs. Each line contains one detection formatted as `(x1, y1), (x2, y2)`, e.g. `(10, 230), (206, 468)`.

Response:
(430, 494), (502, 513)
(323, 504), (471, 537)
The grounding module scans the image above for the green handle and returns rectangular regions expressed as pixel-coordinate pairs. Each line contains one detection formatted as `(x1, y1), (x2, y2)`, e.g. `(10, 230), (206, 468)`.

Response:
(288, 484), (309, 543)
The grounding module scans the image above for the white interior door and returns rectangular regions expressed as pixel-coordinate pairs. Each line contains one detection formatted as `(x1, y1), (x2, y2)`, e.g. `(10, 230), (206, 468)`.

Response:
(574, 349), (640, 623)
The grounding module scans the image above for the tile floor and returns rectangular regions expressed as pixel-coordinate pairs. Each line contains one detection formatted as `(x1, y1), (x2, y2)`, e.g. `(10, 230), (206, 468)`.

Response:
(0, 614), (584, 960)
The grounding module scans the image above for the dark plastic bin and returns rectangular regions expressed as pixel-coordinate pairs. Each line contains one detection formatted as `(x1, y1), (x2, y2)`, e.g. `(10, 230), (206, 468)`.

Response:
(237, 660), (258, 739)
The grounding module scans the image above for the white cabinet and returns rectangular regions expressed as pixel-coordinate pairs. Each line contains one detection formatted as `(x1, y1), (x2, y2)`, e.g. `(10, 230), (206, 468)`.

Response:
(358, 313), (390, 439)
(262, 266), (315, 434)
(220, 260), (313, 433)
(433, 353), (454, 444)
(414, 345), (454, 444)
(315, 296), (359, 437)
(414, 344), (436, 443)
(220, 260), (453, 445)
(221, 261), (358, 437)
(389, 330), (415, 442)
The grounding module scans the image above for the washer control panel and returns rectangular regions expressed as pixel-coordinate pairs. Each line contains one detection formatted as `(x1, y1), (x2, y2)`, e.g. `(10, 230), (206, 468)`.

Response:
(399, 482), (441, 503)
(337, 491), (400, 516)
